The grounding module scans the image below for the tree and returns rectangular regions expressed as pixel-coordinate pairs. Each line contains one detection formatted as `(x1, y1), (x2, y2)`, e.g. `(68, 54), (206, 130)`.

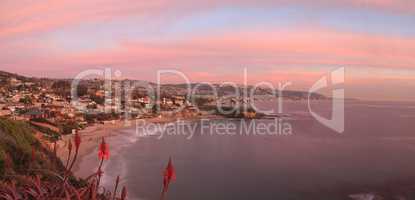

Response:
(19, 95), (32, 105)
(51, 80), (71, 97)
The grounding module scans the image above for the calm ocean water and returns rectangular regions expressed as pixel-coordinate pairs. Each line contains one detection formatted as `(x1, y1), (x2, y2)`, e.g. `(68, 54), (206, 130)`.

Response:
(77, 100), (415, 200)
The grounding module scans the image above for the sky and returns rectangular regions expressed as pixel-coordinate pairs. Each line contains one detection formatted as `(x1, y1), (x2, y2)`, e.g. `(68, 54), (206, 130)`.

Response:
(0, 0), (415, 101)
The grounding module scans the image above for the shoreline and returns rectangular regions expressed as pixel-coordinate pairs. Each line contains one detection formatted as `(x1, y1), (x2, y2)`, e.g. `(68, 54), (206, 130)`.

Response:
(56, 114), (224, 177)
(54, 112), (415, 200)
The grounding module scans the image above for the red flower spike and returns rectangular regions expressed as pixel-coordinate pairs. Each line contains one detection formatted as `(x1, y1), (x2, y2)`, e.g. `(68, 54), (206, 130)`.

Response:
(162, 157), (176, 193)
(74, 132), (81, 151)
(98, 137), (110, 160)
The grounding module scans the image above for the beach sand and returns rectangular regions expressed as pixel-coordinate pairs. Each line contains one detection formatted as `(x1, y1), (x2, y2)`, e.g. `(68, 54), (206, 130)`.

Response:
(56, 114), (224, 176)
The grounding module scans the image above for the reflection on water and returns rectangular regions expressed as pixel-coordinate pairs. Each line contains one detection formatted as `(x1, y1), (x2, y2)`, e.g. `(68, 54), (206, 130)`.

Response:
(78, 100), (415, 200)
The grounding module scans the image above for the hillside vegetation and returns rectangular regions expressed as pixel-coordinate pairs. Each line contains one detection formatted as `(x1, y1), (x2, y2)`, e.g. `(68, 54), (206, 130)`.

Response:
(0, 118), (63, 177)
(0, 118), (127, 199)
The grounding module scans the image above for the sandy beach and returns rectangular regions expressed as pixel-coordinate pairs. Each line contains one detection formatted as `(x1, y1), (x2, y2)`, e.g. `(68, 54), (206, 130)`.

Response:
(56, 114), (224, 176)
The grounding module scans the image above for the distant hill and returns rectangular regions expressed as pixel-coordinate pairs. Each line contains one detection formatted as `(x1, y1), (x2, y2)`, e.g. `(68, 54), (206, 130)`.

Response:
(0, 70), (30, 82)
(161, 82), (327, 99)
(0, 70), (327, 100)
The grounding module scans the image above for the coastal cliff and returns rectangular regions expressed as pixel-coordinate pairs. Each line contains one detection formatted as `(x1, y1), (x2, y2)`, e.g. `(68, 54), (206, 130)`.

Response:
(0, 118), (127, 199)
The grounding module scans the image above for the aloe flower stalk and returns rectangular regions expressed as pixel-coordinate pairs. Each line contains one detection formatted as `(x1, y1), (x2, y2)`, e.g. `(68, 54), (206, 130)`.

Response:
(53, 141), (57, 156)
(112, 175), (120, 200)
(120, 186), (127, 200)
(96, 137), (110, 188)
(65, 140), (72, 169)
(63, 132), (81, 183)
(68, 132), (81, 172)
(0, 126), (129, 200)
(89, 179), (97, 200)
(98, 137), (110, 160)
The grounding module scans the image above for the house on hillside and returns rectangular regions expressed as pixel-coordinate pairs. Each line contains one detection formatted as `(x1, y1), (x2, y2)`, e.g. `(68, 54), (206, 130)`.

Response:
(9, 78), (22, 87)
(173, 96), (185, 106)
(23, 108), (46, 120)
(0, 105), (12, 117)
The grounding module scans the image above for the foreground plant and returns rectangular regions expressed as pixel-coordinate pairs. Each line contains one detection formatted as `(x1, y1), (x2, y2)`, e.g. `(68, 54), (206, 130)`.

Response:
(97, 137), (110, 189)
(0, 133), (127, 200)
(160, 157), (176, 200)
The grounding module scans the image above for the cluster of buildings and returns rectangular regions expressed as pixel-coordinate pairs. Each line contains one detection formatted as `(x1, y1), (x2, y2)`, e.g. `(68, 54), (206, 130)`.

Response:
(0, 78), (77, 122)
(0, 76), (202, 136)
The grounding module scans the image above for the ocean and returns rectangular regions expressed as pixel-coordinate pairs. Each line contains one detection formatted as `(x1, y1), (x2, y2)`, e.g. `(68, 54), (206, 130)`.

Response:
(76, 100), (415, 200)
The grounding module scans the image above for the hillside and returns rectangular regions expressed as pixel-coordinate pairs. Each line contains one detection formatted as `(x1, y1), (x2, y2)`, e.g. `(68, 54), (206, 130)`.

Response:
(0, 118), (64, 177)
(0, 118), (127, 199)
(0, 70), (327, 100)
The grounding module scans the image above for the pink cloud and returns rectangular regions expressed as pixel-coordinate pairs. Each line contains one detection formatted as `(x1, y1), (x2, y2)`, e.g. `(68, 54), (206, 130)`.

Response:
(58, 28), (414, 70)
(2, 28), (413, 80)
(2, 0), (414, 101)
(1, 0), (415, 39)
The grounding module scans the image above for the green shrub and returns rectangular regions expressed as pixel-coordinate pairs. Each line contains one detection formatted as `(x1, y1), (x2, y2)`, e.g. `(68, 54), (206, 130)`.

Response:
(0, 118), (63, 177)
(29, 122), (60, 141)
(61, 121), (79, 135)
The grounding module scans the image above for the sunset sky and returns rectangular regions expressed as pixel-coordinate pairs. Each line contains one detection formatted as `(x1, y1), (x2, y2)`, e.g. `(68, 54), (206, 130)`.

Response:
(1, 0), (414, 101)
